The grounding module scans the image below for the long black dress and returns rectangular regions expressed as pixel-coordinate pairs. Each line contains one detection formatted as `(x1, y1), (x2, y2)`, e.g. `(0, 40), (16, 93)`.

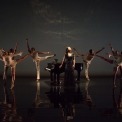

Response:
(63, 53), (75, 86)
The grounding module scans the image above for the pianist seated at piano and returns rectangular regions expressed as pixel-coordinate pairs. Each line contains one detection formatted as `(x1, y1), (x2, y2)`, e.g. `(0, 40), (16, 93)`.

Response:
(45, 50), (83, 85)
(45, 59), (61, 85)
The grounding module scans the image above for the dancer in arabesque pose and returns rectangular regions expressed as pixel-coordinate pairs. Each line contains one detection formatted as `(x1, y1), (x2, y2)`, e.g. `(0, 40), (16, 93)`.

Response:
(96, 44), (122, 87)
(26, 38), (56, 81)
(0, 43), (29, 89)
(73, 47), (105, 81)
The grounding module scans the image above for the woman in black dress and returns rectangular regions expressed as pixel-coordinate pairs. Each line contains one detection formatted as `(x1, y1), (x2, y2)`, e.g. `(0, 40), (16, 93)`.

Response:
(60, 47), (76, 86)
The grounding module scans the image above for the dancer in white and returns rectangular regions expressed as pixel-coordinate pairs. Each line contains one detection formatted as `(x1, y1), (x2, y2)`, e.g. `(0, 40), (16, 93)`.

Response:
(97, 44), (122, 87)
(0, 48), (29, 89)
(26, 39), (56, 81)
(73, 47), (104, 81)
(0, 42), (23, 80)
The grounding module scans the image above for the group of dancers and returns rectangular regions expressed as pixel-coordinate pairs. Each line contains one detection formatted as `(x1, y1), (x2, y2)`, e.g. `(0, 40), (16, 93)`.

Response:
(0, 39), (56, 89)
(0, 39), (122, 89)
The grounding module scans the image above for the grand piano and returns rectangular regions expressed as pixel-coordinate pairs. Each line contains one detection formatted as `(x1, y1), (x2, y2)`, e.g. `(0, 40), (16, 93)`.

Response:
(45, 62), (83, 82)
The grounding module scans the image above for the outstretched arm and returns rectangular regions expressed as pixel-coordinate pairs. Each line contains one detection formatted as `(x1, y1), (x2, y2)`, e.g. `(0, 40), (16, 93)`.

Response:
(95, 47), (105, 54)
(26, 38), (31, 53)
(13, 51), (23, 57)
(109, 43), (115, 54)
(96, 55), (113, 64)
(73, 48), (83, 57)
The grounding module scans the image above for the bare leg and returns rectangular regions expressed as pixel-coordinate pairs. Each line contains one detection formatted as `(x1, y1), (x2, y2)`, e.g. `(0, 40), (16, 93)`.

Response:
(113, 66), (119, 87)
(40, 54), (55, 61)
(84, 62), (90, 81)
(35, 61), (40, 80)
(10, 66), (16, 89)
(45, 54), (55, 59)
(3, 80), (8, 104)
(119, 66), (122, 79)
(16, 54), (29, 63)
(3, 66), (8, 80)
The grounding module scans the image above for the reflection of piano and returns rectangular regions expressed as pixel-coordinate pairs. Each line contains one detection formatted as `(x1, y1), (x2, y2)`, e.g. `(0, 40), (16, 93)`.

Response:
(45, 63), (83, 82)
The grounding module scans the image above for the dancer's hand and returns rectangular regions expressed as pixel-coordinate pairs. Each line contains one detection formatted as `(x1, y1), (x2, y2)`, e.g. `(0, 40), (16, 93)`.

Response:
(73, 48), (76, 51)
(19, 52), (23, 56)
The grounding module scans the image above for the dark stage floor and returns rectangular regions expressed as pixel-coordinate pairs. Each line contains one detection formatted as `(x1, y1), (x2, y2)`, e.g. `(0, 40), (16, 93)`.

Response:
(0, 76), (122, 122)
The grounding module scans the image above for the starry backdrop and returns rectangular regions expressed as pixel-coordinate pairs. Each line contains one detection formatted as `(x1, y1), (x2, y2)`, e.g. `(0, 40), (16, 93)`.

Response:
(0, 0), (122, 77)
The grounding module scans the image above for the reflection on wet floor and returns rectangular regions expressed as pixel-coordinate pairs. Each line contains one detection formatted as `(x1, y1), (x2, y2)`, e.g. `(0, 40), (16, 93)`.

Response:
(0, 77), (122, 122)
(0, 82), (22, 122)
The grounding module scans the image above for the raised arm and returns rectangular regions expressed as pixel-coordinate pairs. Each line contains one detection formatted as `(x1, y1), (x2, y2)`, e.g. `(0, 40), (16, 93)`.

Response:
(109, 43), (115, 54)
(14, 41), (18, 54)
(95, 47), (105, 54)
(109, 43), (114, 51)
(26, 38), (31, 53)
(0, 48), (5, 56)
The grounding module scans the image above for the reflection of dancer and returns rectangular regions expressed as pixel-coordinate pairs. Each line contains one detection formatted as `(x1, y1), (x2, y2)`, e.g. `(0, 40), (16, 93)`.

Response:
(31, 80), (42, 108)
(26, 39), (56, 81)
(0, 83), (22, 121)
(60, 47), (75, 86)
(27, 80), (51, 121)
(32, 80), (50, 108)
(73, 47), (104, 81)
(112, 84), (122, 115)
(96, 54), (122, 87)
(84, 80), (93, 109)
(117, 87), (122, 115)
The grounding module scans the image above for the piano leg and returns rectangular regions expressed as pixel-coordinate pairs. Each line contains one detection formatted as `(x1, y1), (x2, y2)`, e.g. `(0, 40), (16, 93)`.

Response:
(50, 71), (54, 81)
(56, 73), (60, 85)
(54, 73), (60, 85)
(54, 73), (56, 82)
(77, 71), (81, 81)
